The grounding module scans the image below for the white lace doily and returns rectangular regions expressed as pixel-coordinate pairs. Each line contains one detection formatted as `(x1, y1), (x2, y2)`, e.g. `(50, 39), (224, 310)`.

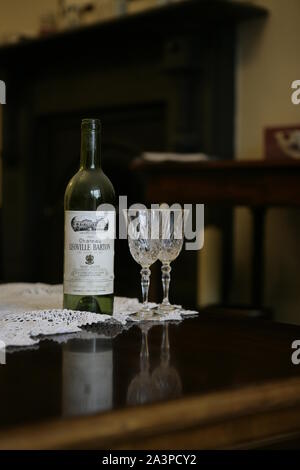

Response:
(0, 283), (198, 347)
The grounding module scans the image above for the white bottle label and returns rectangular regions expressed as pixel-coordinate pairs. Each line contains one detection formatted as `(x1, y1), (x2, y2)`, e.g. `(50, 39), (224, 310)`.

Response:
(64, 210), (115, 296)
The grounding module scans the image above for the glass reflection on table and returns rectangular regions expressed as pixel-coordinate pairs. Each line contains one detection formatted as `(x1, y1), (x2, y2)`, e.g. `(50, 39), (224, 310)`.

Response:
(127, 323), (182, 406)
(152, 324), (182, 400)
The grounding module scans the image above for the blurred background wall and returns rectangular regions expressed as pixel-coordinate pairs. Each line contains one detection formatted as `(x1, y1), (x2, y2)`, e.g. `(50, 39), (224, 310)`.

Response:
(234, 0), (300, 323)
(0, 0), (56, 36)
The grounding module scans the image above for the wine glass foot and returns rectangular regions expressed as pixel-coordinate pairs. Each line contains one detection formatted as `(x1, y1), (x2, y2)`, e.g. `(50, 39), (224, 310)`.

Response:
(129, 307), (166, 321)
(129, 310), (151, 320)
(152, 303), (182, 316)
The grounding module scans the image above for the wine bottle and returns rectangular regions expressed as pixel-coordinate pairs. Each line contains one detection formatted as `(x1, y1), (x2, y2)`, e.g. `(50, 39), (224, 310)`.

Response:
(63, 119), (115, 314)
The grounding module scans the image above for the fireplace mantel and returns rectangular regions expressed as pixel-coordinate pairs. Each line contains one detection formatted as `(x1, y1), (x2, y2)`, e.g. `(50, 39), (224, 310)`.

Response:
(0, 0), (267, 63)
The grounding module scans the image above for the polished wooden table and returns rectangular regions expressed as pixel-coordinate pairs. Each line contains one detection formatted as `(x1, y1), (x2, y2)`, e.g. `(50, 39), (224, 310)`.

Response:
(1, 311), (300, 449)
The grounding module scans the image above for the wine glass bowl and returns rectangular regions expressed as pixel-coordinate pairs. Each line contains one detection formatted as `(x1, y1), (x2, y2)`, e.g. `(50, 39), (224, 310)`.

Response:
(158, 238), (183, 264)
(157, 208), (184, 313)
(128, 238), (160, 268)
(127, 209), (160, 319)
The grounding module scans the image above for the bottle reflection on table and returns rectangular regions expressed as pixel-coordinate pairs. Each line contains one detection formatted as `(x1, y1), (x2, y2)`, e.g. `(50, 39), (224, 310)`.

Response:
(126, 323), (182, 406)
(62, 338), (113, 417)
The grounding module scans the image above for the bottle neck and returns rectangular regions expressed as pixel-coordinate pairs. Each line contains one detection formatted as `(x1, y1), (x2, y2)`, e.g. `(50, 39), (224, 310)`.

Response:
(80, 127), (101, 170)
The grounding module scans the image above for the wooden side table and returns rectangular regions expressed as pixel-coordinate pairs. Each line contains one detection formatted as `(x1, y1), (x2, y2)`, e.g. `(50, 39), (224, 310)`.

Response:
(132, 158), (300, 306)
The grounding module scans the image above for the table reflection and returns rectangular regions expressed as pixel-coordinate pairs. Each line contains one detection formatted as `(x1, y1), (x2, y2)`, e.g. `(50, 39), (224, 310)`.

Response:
(61, 321), (182, 417)
(127, 323), (182, 406)
(152, 324), (182, 400)
(127, 322), (158, 405)
(62, 338), (113, 417)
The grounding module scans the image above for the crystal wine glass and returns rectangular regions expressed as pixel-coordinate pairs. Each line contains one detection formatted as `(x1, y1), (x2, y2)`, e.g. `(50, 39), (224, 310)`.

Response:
(127, 209), (160, 319)
(157, 208), (184, 313)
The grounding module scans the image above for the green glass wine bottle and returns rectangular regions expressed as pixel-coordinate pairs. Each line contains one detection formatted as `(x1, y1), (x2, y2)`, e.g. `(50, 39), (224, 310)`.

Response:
(63, 119), (115, 314)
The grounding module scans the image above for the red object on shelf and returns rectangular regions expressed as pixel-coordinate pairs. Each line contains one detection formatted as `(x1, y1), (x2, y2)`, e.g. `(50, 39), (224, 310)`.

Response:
(265, 125), (300, 160)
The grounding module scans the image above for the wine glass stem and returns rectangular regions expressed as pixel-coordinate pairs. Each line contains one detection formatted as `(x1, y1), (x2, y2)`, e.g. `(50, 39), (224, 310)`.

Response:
(141, 267), (151, 309)
(161, 262), (171, 306)
(161, 323), (170, 365)
(140, 330), (149, 373)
